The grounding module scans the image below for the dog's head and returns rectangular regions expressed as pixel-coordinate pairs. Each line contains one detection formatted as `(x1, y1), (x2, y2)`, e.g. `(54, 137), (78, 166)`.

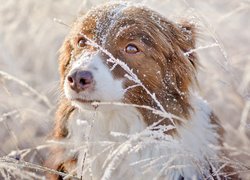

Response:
(59, 3), (197, 124)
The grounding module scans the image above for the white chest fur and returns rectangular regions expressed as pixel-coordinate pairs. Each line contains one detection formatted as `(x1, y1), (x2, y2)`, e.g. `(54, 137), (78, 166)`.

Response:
(67, 94), (220, 180)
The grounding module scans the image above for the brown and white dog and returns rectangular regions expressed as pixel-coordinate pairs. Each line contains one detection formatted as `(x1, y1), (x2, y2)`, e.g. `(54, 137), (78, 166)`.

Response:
(46, 2), (238, 180)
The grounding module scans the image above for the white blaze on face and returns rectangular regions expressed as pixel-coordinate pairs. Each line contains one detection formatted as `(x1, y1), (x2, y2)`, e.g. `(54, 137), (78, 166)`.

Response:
(64, 51), (125, 109)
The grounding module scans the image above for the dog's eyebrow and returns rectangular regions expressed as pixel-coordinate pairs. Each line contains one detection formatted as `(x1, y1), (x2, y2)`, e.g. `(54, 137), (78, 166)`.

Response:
(126, 32), (154, 47)
(140, 34), (154, 47)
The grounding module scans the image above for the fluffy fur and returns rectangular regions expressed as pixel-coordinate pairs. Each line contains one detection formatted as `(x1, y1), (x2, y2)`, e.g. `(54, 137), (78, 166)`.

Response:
(45, 2), (238, 180)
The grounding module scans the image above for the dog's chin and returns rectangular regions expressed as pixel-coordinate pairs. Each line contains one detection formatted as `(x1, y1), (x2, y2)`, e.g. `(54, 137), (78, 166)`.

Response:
(69, 98), (100, 111)
(69, 98), (121, 112)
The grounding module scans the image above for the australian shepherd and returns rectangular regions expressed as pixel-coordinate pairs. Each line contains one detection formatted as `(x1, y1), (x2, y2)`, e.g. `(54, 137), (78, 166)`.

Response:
(46, 2), (238, 180)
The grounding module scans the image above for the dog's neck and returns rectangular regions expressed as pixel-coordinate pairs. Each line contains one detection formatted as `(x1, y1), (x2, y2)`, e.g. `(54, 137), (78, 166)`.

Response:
(68, 105), (146, 142)
(66, 93), (220, 179)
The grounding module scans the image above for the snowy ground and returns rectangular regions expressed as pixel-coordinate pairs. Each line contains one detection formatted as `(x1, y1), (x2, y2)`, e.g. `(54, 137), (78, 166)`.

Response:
(0, 0), (249, 179)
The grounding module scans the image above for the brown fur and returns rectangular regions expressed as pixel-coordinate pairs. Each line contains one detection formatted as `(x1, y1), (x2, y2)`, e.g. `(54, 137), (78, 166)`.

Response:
(45, 3), (239, 179)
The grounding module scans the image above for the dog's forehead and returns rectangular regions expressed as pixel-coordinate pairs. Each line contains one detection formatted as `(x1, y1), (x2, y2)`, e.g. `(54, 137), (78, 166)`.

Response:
(73, 3), (165, 44)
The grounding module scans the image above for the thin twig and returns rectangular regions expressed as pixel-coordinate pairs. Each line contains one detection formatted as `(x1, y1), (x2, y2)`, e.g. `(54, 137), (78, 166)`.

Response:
(0, 70), (52, 109)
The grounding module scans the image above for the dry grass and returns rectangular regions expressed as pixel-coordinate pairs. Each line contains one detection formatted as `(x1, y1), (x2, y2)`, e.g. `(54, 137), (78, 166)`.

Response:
(0, 0), (249, 179)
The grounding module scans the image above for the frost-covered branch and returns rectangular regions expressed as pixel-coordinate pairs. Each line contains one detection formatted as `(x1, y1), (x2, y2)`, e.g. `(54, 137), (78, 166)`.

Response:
(184, 43), (219, 56)
(0, 156), (80, 179)
(91, 101), (186, 123)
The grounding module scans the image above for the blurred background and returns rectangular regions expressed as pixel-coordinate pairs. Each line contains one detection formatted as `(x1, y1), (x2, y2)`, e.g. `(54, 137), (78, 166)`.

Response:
(0, 0), (249, 179)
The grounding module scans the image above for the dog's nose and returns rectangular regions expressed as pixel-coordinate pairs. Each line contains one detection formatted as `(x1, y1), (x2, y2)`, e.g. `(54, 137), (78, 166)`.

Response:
(67, 70), (93, 92)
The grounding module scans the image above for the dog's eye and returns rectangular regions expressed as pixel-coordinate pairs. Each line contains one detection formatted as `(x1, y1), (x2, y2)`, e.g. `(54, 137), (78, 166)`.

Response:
(77, 38), (86, 48)
(125, 44), (139, 54)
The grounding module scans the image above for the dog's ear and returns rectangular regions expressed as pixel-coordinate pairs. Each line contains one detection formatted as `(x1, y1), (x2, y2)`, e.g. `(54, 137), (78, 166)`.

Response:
(159, 20), (198, 93)
(178, 21), (196, 48)
(58, 39), (72, 87)
(168, 21), (198, 69)
(177, 21), (198, 69)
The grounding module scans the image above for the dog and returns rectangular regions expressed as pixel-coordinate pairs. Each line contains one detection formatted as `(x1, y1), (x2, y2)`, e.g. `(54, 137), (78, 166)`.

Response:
(46, 2), (238, 180)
